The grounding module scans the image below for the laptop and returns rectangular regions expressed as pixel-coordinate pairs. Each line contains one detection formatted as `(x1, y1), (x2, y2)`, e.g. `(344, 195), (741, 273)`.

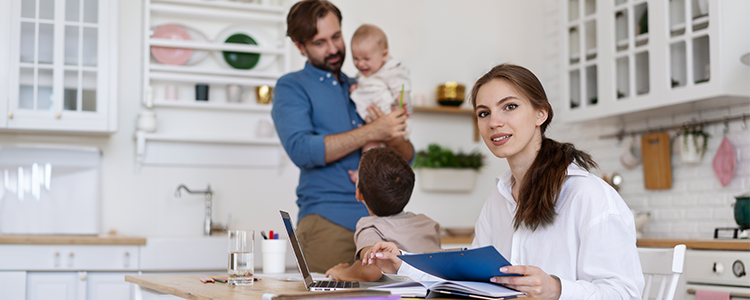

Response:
(280, 210), (388, 291)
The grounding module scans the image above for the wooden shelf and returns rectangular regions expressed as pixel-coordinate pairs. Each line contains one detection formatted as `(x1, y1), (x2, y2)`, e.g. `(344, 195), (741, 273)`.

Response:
(637, 238), (750, 251)
(0, 235), (147, 246)
(151, 100), (272, 112)
(414, 105), (474, 115)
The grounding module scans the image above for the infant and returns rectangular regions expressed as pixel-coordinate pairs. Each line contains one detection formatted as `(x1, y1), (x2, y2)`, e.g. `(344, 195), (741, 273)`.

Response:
(348, 24), (412, 183)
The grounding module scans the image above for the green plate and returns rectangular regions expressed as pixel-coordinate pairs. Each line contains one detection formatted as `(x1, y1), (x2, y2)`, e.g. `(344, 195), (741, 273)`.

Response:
(222, 33), (260, 70)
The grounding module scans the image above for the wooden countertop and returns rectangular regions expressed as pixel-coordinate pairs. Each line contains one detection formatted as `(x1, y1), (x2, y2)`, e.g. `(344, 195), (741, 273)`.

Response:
(637, 238), (749, 251)
(441, 236), (473, 245)
(0, 235), (147, 245)
(125, 274), (543, 300)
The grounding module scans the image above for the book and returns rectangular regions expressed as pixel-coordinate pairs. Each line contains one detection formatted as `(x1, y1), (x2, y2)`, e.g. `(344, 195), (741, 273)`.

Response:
(397, 246), (519, 282)
(370, 281), (523, 299)
(261, 290), (394, 300)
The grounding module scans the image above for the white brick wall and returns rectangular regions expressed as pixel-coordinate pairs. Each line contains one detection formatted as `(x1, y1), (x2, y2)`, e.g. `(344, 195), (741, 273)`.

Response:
(540, 1), (749, 239)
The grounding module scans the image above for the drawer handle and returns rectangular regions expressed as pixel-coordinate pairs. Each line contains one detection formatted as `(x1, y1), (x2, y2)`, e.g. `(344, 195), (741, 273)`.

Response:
(124, 251), (130, 268)
(54, 251), (60, 268)
(687, 288), (750, 298)
(68, 252), (74, 268)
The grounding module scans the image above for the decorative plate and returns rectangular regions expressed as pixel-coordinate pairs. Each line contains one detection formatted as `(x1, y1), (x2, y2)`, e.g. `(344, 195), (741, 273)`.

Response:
(213, 26), (276, 71)
(151, 24), (193, 65)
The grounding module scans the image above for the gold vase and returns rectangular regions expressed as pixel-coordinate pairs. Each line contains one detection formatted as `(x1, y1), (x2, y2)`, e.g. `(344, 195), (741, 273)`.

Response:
(256, 85), (273, 105)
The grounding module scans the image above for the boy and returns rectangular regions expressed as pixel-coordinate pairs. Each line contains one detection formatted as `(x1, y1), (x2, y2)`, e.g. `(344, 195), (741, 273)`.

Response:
(325, 147), (441, 281)
(347, 24), (413, 184)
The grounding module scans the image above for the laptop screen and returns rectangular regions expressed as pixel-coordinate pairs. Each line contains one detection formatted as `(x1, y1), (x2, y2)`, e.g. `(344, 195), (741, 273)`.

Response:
(280, 210), (314, 287)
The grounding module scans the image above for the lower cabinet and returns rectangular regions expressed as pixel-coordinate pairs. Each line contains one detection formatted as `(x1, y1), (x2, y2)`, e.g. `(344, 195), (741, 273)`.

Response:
(87, 273), (137, 300)
(23, 272), (137, 300)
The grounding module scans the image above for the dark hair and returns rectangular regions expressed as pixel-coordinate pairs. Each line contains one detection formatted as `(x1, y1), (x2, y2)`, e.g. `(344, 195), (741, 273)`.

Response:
(358, 147), (415, 217)
(286, 0), (342, 44)
(470, 64), (598, 231)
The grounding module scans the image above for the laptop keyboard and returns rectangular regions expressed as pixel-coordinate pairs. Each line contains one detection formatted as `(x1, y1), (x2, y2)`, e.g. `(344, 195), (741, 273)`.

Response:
(311, 281), (360, 288)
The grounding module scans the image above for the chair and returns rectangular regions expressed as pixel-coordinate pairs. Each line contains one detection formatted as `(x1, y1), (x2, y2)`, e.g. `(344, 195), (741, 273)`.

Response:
(638, 244), (687, 300)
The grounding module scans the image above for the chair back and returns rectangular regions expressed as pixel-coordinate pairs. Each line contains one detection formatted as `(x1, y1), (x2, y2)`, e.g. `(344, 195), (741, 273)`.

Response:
(638, 244), (686, 300)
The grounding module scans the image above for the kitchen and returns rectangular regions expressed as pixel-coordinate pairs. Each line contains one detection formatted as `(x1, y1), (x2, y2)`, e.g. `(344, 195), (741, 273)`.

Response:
(0, 0), (748, 300)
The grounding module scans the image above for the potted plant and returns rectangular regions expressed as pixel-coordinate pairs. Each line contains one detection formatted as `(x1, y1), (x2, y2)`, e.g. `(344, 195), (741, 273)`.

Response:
(672, 125), (710, 164)
(413, 144), (485, 193)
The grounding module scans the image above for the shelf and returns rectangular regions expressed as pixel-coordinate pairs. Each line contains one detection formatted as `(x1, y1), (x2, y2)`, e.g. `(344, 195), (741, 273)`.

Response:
(149, 39), (285, 55)
(150, 64), (281, 80)
(692, 15), (709, 26)
(414, 106), (473, 115)
(616, 39), (628, 48)
(150, 3), (285, 24)
(635, 33), (649, 43)
(153, 0), (285, 14)
(136, 131), (279, 145)
(585, 49), (597, 60)
(150, 71), (277, 86)
(670, 23), (686, 33)
(151, 100), (272, 112)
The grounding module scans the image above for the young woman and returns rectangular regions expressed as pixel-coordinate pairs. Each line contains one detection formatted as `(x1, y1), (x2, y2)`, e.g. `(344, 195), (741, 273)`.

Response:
(362, 64), (644, 300)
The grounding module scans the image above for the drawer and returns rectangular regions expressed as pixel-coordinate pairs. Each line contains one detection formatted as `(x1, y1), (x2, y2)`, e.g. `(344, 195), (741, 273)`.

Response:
(0, 245), (139, 271)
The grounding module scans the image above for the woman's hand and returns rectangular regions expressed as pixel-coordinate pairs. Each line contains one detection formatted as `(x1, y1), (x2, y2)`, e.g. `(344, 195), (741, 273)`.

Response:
(490, 266), (561, 300)
(361, 241), (402, 274)
(325, 263), (350, 280)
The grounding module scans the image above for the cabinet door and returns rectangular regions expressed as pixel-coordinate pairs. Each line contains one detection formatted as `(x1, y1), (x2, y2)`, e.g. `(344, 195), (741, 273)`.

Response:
(6, 0), (116, 132)
(87, 273), (136, 300)
(26, 272), (85, 300)
(0, 271), (27, 300)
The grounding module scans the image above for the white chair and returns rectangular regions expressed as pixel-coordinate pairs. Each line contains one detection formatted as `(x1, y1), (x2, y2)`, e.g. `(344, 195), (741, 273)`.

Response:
(638, 244), (687, 300)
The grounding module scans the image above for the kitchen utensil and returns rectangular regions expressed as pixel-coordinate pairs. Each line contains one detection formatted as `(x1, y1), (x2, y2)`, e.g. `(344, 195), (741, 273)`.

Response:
(256, 85), (273, 104)
(641, 132), (672, 190)
(712, 137), (736, 187)
(196, 84), (209, 101)
(226, 84), (244, 103)
(734, 193), (750, 229)
(436, 82), (465, 107)
(151, 24), (193, 65)
(213, 27), (275, 71)
(620, 136), (641, 170)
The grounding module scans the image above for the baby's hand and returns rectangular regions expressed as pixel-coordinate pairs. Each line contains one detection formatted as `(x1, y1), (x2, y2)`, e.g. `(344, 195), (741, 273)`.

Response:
(349, 84), (359, 93)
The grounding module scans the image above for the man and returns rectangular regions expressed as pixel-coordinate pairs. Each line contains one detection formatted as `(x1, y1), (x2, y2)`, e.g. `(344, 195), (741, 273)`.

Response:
(272, 0), (414, 273)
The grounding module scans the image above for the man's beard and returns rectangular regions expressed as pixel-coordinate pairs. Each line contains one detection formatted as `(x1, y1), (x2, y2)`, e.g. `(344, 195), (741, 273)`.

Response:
(306, 48), (345, 74)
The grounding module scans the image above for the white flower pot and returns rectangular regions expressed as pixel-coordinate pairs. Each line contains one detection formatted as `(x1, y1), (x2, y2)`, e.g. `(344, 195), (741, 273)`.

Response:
(417, 168), (478, 193)
(679, 134), (706, 164)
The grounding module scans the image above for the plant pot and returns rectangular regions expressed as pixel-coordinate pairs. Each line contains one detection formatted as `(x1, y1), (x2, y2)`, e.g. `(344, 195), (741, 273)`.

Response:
(418, 168), (478, 193)
(678, 134), (706, 164)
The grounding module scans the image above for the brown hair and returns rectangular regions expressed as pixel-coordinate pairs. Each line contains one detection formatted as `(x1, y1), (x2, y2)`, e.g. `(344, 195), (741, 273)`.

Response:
(352, 24), (389, 50)
(286, 0), (343, 44)
(470, 64), (598, 231)
(358, 147), (415, 217)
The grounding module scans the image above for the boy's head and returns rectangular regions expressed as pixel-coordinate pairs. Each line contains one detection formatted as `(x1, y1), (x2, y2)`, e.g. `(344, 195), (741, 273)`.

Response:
(356, 147), (415, 217)
(351, 24), (389, 77)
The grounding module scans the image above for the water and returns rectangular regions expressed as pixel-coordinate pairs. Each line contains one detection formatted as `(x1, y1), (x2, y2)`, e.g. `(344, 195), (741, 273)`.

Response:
(228, 251), (254, 286)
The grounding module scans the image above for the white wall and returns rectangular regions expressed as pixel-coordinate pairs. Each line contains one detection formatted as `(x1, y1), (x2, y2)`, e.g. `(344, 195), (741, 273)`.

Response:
(0, 1), (546, 237)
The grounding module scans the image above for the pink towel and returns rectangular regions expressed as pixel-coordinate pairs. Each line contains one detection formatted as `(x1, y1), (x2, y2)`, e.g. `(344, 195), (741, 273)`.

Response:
(695, 289), (730, 300)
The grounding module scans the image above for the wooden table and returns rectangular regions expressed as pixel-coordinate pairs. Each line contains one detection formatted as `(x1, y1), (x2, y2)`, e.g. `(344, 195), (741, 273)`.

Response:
(636, 238), (750, 251)
(125, 274), (541, 300)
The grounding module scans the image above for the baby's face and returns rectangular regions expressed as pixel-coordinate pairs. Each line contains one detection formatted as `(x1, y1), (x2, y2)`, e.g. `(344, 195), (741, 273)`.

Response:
(351, 38), (387, 77)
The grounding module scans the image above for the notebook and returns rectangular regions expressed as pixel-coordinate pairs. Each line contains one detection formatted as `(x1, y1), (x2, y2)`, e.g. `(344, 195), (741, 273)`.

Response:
(370, 281), (523, 299)
(398, 246), (520, 282)
(280, 210), (388, 291)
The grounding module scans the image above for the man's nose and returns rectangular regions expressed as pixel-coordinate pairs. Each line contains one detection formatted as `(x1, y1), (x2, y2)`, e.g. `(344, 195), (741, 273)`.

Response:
(325, 40), (338, 55)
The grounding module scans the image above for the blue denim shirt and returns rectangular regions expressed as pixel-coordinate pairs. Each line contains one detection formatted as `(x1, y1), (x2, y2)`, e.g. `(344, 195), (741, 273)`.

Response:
(272, 62), (369, 231)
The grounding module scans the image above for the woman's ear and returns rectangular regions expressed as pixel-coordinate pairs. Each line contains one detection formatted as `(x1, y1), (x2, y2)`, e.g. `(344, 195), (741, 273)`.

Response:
(535, 109), (549, 126)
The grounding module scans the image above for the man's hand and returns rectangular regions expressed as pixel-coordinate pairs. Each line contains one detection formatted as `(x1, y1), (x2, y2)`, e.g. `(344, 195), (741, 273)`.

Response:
(361, 241), (402, 274)
(490, 266), (562, 300)
(364, 106), (408, 142)
(325, 263), (350, 280)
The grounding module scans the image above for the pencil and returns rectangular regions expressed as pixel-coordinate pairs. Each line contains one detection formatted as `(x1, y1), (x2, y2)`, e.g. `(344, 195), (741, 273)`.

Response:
(399, 84), (404, 109)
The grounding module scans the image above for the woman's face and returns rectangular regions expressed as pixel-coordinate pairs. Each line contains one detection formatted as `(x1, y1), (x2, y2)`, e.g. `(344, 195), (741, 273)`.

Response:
(474, 79), (548, 162)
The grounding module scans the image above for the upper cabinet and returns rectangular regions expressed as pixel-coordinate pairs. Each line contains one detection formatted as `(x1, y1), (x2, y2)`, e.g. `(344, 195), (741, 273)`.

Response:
(560, 0), (750, 123)
(0, 0), (118, 133)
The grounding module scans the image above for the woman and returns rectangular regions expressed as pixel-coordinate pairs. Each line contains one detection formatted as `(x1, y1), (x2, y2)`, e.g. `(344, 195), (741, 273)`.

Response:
(363, 64), (644, 300)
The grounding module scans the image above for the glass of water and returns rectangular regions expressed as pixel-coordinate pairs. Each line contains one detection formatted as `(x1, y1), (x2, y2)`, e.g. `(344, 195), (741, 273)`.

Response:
(227, 230), (254, 286)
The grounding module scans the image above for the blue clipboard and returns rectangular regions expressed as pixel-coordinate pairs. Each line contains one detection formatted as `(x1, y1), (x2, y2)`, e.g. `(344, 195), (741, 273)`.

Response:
(397, 246), (520, 282)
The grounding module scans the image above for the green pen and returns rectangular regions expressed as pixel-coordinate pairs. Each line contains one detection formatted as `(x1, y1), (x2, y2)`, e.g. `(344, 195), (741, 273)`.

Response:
(399, 84), (405, 109)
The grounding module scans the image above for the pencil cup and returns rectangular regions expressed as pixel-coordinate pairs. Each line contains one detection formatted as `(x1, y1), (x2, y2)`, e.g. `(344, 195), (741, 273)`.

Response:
(228, 230), (254, 285)
(261, 239), (287, 274)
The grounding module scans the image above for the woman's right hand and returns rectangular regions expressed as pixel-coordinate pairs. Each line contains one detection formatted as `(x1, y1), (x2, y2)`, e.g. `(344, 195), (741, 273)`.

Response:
(361, 241), (403, 274)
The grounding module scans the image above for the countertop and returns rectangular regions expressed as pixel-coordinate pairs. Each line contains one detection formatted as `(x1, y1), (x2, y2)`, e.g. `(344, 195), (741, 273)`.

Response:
(0, 234), (147, 245)
(125, 274), (544, 300)
(637, 238), (749, 251)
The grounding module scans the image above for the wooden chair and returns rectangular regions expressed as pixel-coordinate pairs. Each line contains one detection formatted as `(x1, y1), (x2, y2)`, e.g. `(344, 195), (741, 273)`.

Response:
(638, 244), (687, 300)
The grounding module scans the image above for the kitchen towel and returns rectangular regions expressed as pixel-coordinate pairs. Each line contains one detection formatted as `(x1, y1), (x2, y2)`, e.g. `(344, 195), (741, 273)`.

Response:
(695, 289), (730, 300)
(712, 137), (736, 187)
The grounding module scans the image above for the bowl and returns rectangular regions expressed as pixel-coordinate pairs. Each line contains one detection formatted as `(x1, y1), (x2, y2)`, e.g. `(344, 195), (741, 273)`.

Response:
(436, 82), (466, 106)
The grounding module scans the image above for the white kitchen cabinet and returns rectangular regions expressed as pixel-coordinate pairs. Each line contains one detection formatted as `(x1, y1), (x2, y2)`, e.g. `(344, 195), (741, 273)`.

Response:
(560, 0), (750, 123)
(0, 245), (139, 271)
(26, 272), (84, 300)
(0, 271), (27, 300)
(87, 272), (137, 300)
(1, 0), (118, 133)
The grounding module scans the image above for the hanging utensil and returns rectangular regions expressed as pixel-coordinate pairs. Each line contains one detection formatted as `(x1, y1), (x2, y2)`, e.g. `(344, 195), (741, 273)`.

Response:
(641, 132), (672, 190)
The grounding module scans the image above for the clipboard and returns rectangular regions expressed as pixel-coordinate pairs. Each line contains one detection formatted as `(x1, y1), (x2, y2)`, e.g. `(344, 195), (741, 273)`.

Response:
(397, 246), (520, 282)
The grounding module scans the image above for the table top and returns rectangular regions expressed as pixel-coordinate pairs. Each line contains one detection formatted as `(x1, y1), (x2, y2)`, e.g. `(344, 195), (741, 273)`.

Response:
(125, 274), (541, 300)
(0, 234), (147, 245)
(636, 238), (749, 251)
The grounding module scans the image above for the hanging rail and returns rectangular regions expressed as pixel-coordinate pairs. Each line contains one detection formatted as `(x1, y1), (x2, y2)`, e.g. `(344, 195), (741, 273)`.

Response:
(599, 113), (748, 140)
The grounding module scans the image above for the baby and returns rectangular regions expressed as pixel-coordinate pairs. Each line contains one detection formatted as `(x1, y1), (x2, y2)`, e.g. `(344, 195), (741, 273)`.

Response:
(348, 24), (412, 183)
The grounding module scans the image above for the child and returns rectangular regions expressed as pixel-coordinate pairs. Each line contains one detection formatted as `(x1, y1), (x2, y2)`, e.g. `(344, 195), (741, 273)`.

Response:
(325, 147), (440, 282)
(347, 24), (412, 183)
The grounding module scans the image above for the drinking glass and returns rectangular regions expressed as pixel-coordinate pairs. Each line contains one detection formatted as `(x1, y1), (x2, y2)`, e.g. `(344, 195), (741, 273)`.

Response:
(227, 230), (254, 286)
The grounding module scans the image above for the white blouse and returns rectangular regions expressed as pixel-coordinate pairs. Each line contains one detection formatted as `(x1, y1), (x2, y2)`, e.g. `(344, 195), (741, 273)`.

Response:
(398, 163), (644, 300)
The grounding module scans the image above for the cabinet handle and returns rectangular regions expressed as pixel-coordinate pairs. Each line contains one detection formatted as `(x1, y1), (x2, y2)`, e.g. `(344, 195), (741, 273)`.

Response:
(124, 251), (130, 268)
(54, 251), (60, 267)
(56, 112), (61, 119)
(8, 112), (12, 119)
(68, 252), (74, 268)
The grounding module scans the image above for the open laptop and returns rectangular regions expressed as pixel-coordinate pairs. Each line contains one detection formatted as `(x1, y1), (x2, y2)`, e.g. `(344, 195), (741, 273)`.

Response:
(280, 210), (388, 291)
